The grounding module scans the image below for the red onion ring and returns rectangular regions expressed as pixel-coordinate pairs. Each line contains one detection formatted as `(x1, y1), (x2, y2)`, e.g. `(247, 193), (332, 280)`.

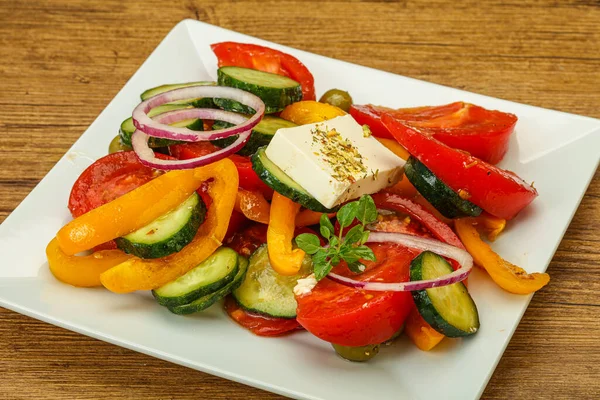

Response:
(132, 129), (251, 170)
(131, 108), (251, 170)
(132, 86), (265, 141)
(327, 232), (473, 292)
(142, 108), (249, 141)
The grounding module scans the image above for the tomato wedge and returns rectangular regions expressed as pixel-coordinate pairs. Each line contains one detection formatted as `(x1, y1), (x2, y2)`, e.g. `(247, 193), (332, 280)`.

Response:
(68, 151), (165, 218)
(296, 242), (415, 347)
(350, 102), (517, 164)
(211, 42), (316, 101)
(169, 142), (273, 198)
(382, 115), (537, 220)
(227, 223), (268, 258)
(224, 296), (303, 337)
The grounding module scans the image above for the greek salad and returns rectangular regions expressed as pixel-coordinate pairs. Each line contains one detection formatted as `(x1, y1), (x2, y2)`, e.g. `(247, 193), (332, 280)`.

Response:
(47, 42), (549, 362)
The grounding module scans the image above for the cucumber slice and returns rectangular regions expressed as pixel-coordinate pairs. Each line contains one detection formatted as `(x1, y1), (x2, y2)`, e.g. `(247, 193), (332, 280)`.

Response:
(404, 157), (482, 219)
(152, 247), (240, 307)
(119, 103), (204, 148)
(212, 116), (297, 156)
(251, 147), (336, 213)
(213, 98), (255, 115)
(115, 193), (206, 259)
(232, 244), (312, 318)
(217, 66), (302, 113)
(168, 255), (249, 315)
(410, 251), (480, 337)
(140, 81), (215, 101)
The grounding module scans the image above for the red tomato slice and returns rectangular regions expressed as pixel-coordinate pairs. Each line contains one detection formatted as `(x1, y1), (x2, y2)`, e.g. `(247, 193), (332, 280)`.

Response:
(350, 102), (517, 164)
(68, 151), (166, 218)
(211, 42), (316, 101)
(382, 115), (537, 220)
(68, 151), (173, 252)
(226, 223), (268, 257)
(296, 243), (415, 347)
(225, 211), (249, 243)
(224, 296), (303, 337)
(169, 142), (273, 198)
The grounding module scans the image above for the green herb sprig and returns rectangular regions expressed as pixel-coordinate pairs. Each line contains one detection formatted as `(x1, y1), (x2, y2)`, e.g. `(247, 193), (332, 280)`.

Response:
(295, 195), (378, 281)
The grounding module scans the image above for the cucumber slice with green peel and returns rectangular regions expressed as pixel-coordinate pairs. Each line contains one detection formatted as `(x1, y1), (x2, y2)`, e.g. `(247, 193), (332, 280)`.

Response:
(410, 251), (480, 337)
(217, 66), (302, 113)
(213, 97), (255, 115)
(164, 97), (216, 108)
(232, 244), (312, 319)
(140, 81), (216, 101)
(251, 147), (337, 213)
(168, 256), (249, 315)
(119, 103), (204, 148)
(152, 247), (240, 307)
(212, 116), (297, 156)
(190, 97), (217, 108)
(404, 157), (482, 219)
(115, 193), (206, 259)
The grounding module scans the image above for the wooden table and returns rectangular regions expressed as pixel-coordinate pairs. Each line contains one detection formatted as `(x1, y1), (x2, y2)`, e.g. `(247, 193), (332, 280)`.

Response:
(1, 0), (599, 398)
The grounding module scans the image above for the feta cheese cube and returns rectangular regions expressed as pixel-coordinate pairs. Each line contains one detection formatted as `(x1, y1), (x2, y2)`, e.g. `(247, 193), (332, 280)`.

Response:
(265, 115), (405, 209)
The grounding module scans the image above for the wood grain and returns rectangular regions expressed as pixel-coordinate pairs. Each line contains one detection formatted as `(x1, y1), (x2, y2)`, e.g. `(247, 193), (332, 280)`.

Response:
(1, 0), (599, 398)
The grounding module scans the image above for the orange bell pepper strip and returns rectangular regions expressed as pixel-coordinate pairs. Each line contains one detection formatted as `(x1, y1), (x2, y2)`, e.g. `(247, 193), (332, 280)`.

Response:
(235, 189), (271, 224)
(385, 175), (418, 198)
(376, 137), (410, 161)
(296, 209), (335, 227)
(235, 189), (332, 227)
(56, 168), (210, 255)
(455, 218), (550, 294)
(473, 213), (506, 241)
(280, 101), (346, 125)
(405, 307), (445, 351)
(267, 192), (306, 276)
(100, 159), (238, 293)
(46, 238), (133, 287)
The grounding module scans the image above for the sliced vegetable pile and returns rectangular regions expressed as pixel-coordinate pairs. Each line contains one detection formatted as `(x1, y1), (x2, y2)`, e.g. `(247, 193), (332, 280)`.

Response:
(47, 41), (549, 363)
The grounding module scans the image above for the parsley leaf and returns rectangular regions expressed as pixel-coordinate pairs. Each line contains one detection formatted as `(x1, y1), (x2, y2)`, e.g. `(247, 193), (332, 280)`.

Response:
(352, 245), (376, 261)
(357, 195), (378, 224)
(294, 195), (379, 281)
(347, 261), (367, 274)
(344, 224), (364, 245)
(337, 202), (359, 228)
(295, 233), (321, 255)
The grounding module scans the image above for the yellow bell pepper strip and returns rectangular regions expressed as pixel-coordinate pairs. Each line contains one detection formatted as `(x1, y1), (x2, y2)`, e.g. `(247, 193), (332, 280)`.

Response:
(455, 218), (550, 294)
(405, 307), (445, 351)
(376, 137), (410, 161)
(267, 192), (306, 276)
(280, 100), (346, 125)
(235, 189), (271, 224)
(47, 238), (133, 288)
(474, 213), (507, 241)
(56, 168), (208, 256)
(100, 159), (239, 293)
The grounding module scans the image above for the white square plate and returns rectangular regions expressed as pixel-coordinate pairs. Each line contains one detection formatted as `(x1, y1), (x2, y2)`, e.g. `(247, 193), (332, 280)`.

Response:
(1, 20), (599, 400)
